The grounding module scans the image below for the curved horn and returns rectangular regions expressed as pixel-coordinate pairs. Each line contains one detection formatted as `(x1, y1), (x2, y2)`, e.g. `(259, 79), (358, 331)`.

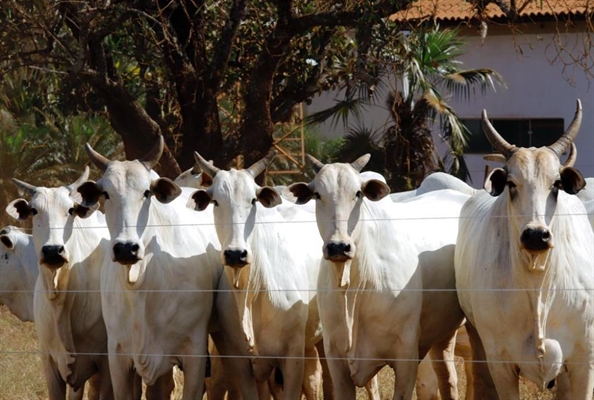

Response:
(482, 109), (516, 157)
(305, 154), (325, 173)
(85, 143), (111, 172)
(351, 154), (371, 172)
(562, 142), (577, 167)
(66, 166), (90, 192)
(193, 152), (221, 178)
(12, 178), (37, 197)
(549, 99), (582, 157)
(246, 150), (277, 178)
(140, 135), (164, 170)
(483, 154), (507, 164)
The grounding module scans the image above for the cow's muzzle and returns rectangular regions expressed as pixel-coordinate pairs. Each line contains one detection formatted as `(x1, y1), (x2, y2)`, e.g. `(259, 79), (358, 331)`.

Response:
(113, 242), (141, 265)
(520, 227), (553, 253)
(41, 245), (67, 269)
(223, 249), (249, 268)
(324, 241), (353, 262)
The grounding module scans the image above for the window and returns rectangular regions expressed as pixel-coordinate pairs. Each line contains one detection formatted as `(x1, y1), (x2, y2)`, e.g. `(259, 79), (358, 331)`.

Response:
(461, 118), (565, 154)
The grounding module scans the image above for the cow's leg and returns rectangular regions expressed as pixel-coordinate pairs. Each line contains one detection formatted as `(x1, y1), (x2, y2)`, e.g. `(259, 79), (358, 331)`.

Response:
(391, 336), (418, 400)
(107, 346), (137, 400)
(465, 322), (498, 399)
(178, 356), (207, 400)
(416, 354), (438, 400)
(98, 368), (115, 400)
(429, 331), (459, 400)
(43, 355), (67, 400)
(315, 340), (334, 399)
(324, 342), (356, 399)
(281, 345), (305, 400)
(205, 334), (231, 400)
(67, 383), (85, 400)
(485, 361), (519, 400)
(364, 375), (380, 400)
(145, 369), (175, 400)
(302, 345), (322, 400)
(564, 355), (594, 400)
(210, 330), (258, 398)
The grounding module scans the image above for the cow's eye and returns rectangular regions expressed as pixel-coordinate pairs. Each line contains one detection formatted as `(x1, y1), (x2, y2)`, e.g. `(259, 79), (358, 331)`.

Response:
(355, 190), (362, 199)
(507, 181), (516, 189)
(143, 190), (151, 199)
(68, 208), (75, 216)
(103, 191), (110, 200)
(251, 198), (257, 205)
(30, 208), (38, 216)
(313, 192), (321, 200)
(553, 179), (562, 190)
(212, 200), (218, 207)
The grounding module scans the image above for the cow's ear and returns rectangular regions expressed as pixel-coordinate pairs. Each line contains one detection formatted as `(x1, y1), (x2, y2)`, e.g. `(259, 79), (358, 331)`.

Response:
(283, 183), (314, 205)
(484, 168), (507, 196)
(257, 187), (281, 208)
(70, 203), (99, 219)
(151, 178), (182, 204)
(75, 181), (104, 208)
(559, 167), (586, 195)
(6, 199), (33, 221)
(0, 234), (14, 250)
(362, 179), (390, 201)
(199, 172), (213, 188)
(188, 189), (212, 211)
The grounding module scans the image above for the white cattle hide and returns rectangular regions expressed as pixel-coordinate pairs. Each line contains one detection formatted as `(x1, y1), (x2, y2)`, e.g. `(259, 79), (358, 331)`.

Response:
(390, 171), (477, 202)
(284, 156), (466, 400)
(75, 138), (225, 400)
(0, 226), (37, 322)
(6, 169), (113, 399)
(455, 103), (594, 399)
(189, 153), (323, 399)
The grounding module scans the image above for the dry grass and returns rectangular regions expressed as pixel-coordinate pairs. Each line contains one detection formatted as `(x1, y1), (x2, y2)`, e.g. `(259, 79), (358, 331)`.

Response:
(0, 306), (576, 399)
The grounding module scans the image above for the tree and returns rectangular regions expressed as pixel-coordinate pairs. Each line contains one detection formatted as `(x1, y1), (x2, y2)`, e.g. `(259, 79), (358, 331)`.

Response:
(309, 25), (505, 191)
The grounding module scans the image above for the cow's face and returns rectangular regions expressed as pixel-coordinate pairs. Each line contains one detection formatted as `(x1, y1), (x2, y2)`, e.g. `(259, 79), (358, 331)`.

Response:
(188, 152), (280, 285)
(78, 161), (181, 266)
(190, 169), (280, 267)
(482, 100), (585, 261)
(6, 169), (93, 270)
(75, 136), (181, 267)
(285, 155), (390, 263)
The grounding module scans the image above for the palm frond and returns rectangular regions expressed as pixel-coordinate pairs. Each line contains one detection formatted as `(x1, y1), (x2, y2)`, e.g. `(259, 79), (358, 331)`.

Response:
(443, 69), (506, 101)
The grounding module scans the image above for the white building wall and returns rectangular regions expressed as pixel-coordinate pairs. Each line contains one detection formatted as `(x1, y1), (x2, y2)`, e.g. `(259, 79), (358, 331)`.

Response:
(306, 21), (594, 187)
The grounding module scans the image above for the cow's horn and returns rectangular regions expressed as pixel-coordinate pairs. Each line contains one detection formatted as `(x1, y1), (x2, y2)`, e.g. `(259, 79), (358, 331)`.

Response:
(306, 154), (325, 173)
(246, 150), (277, 178)
(483, 154), (507, 163)
(12, 178), (37, 197)
(549, 99), (582, 158)
(140, 135), (164, 170)
(562, 142), (577, 167)
(85, 143), (111, 172)
(482, 109), (516, 157)
(351, 154), (371, 172)
(66, 166), (91, 192)
(193, 152), (220, 178)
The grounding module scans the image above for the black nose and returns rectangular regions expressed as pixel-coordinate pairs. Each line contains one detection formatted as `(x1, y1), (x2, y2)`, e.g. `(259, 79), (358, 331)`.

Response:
(41, 245), (66, 268)
(520, 227), (552, 252)
(326, 242), (352, 260)
(113, 242), (140, 265)
(224, 249), (248, 267)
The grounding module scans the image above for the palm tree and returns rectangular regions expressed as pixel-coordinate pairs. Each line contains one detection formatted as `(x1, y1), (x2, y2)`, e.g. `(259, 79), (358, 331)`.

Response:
(307, 25), (505, 191)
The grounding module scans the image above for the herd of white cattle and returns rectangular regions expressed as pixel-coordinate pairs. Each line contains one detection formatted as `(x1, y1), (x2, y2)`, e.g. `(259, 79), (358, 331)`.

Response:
(1, 99), (593, 400)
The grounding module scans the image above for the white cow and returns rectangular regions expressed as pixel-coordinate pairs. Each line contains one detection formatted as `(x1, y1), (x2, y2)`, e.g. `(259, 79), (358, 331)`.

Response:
(284, 155), (466, 399)
(390, 172), (477, 202)
(0, 226), (37, 322)
(6, 168), (113, 400)
(455, 100), (594, 399)
(74, 136), (256, 399)
(188, 151), (323, 399)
